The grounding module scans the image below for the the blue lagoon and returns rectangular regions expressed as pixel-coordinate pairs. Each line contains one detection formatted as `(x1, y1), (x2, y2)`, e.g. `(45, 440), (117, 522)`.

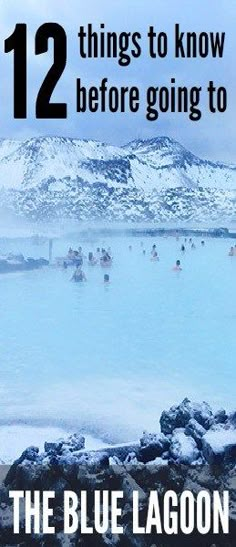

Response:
(0, 234), (235, 457)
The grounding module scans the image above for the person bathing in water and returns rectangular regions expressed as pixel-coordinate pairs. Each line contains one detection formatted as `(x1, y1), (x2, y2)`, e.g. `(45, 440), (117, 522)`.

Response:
(104, 274), (110, 284)
(228, 246), (236, 256)
(88, 252), (97, 265)
(173, 260), (182, 271)
(151, 250), (159, 261)
(100, 249), (112, 267)
(71, 265), (87, 282)
(151, 244), (159, 260)
(151, 244), (157, 256)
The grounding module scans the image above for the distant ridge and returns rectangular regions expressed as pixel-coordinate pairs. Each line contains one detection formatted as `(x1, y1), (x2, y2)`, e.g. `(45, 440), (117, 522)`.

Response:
(0, 135), (235, 221)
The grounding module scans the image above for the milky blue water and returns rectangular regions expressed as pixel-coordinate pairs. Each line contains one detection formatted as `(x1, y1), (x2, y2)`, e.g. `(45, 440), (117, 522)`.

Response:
(0, 235), (235, 443)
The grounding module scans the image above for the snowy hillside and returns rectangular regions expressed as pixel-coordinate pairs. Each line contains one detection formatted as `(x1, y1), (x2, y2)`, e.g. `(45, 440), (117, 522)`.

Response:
(0, 135), (235, 222)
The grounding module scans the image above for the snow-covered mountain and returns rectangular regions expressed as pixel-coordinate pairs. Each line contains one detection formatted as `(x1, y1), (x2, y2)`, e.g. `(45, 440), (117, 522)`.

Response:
(0, 135), (235, 222)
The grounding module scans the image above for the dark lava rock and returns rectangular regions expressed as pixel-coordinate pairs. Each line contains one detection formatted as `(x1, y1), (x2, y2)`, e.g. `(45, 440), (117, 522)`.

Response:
(169, 429), (200, 464)
(4, 446), (40, 486)
(214, 409), (228, 424)
(44, 441), (64, 455)
(160, 398), (214, 434)
(202, 427), (236, 465)
(45, 433), (85, 455)
(228, 411), (236, 427)
(185, 418), (206, 448)
(139, 432), (170, 463)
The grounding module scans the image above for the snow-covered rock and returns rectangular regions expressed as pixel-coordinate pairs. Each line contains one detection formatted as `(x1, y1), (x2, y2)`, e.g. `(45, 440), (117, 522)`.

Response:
(214, 409), (228, 424)
(228, 411), (236, 427)
(44, 433), (85, 455)
(202, 427), (236, 464)
(185, 418), (206, 448)
(169, 428), (200, 464)
(160, 398), (214, 435)
(139, 431), (170, 463)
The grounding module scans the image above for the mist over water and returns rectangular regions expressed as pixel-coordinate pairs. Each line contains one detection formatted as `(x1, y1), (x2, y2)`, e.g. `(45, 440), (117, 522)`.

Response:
(0, 229), (235, 446)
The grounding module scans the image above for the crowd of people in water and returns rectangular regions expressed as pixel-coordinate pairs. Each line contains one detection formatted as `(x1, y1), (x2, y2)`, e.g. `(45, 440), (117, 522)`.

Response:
(60, 237), (212, 283)
(54, 236), (236, 283)
(59, 237), (236, 283)
(64, 246), (113, 283)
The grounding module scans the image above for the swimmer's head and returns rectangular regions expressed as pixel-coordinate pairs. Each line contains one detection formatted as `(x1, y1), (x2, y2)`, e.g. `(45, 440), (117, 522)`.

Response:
(176, 260), (181, 266)
(104, 274), (110, 283)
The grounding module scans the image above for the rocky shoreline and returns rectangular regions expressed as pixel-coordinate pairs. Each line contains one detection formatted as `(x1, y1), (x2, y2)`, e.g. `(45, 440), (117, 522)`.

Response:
(0, 398), (236, 545)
